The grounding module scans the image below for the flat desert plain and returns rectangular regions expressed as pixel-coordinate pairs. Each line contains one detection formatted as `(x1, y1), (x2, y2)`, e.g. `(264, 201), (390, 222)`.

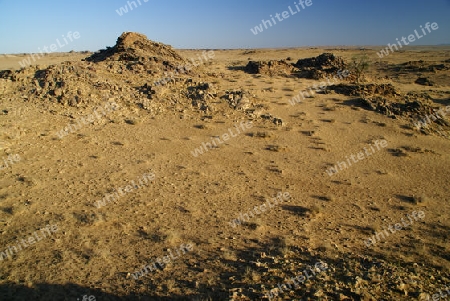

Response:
(0, 32), (449, 300)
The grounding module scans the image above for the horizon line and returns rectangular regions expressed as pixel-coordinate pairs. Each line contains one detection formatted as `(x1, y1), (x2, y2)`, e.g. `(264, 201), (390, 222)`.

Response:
(2, 44), (450, 56)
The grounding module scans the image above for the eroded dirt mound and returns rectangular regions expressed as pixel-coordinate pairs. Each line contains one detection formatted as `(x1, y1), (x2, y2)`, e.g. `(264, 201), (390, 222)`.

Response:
(331, 83), (450, 137)
(391, 60), (448, 73)
(85, 32), (185, 64)
(0, 60), (129, 108)
(331, 83), (400, 98)
(0, 32), (222, 114)
(381, 59), (450, 87)
(415, 77), (435, 86)
(84, 32), (191, 78)
(360, 96), (432, 119)
(243, 53), (347, 79)
(244, 60), (294, 76)
(294, 53), (346, 79)
(361, 94), (450, 138)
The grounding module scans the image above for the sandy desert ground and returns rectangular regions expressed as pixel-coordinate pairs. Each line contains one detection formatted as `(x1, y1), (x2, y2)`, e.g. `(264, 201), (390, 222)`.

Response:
(0, 32), (449, 300)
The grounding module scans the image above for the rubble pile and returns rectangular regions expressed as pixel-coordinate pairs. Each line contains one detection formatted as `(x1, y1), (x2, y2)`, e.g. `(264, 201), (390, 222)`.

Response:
(222, 90), (252, 111)
(244, 60), (294, 76)
(331, 83), (450, 137)
(243, 53), (347, 79)
(331, 83), (400, 98)
(294, 53), (347, 79)
(184, 82), (218, 112)
(0, 32), (210, 114)
(84, 32), (188, 77)
(392, 60), (448, 73)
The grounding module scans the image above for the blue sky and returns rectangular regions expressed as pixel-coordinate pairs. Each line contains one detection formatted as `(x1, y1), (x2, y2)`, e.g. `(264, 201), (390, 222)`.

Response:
(0, 0), (449, 53)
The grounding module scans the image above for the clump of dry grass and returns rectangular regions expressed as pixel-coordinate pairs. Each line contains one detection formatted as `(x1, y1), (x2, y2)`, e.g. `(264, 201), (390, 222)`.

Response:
(389, 148), (409, 157)
(194, 124), (208, 129)
(125, 118), (141, 125)
(308, 205), (322, 218)
(323, 105), (336, 111)
(301, 130), (316, 136)
(165, 279), (176, 292)
(412, 194), (430, 206)
(245, 221), (260, 230)
(317, 241), (334, 253)
(324, 194), (336, 202)
(223, 249), (237, 261)
(206, 274), (218, 286)
(322, 118), (336, 123)
(0, 192), (10, 201)
(163, 230), (182, 245)
(253, 131), (273, 138)
(279, 245), (291, 257)
(266, 145), (288, 152)
(243, 267), (261, 283)
(17, 175), (39, 187)
(268, 237), (292, 257)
